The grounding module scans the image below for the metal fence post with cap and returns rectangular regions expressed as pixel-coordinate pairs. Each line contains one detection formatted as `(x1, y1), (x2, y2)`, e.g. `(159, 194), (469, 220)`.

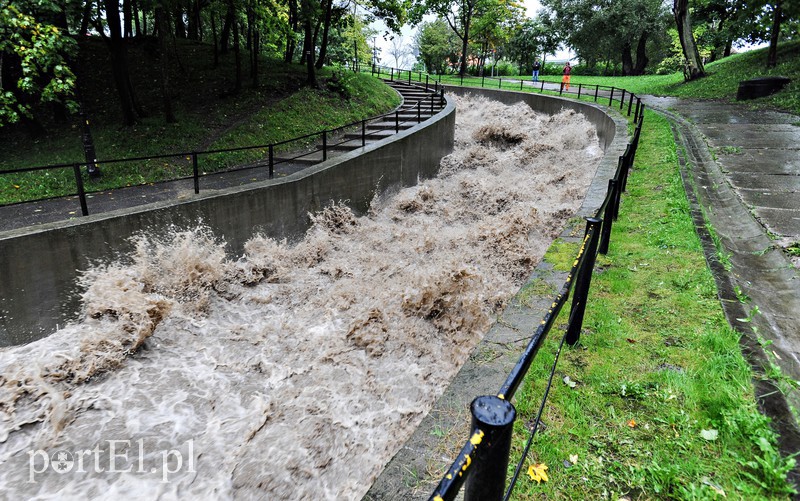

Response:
(633, 99), (641, 123)
(608, 87), (614, 106)
(192, 152), (199, 193)
(72, 163), (89, 216)
(619, 89), (626, 110)
(577, 83), (582, 99)
(594, 84), (599, 101)
(627, 93), (634, 116)
(395, 109), (400, 133)
(565, 217), (602, 346)
(322, 130), (327, 161)
(417, 101), (421, 122)
(520, 79), (523, 91)
(361, 119), (366, 147)
(463, 396), (516, 501)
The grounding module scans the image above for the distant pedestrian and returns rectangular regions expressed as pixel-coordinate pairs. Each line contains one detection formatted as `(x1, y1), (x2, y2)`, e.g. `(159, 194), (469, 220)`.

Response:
(532, 59), (541, 82)
(561, 61), (572, 91)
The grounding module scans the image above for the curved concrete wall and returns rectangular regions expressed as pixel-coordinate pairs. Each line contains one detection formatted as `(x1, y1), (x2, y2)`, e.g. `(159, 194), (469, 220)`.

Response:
(0, 97), (456, 346)
(443, 85), (629, 217)
(0, 86), (628, 347)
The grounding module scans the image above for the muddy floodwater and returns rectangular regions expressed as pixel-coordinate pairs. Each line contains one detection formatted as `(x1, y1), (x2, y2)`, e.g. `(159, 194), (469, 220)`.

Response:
(0, 95), (602, 499)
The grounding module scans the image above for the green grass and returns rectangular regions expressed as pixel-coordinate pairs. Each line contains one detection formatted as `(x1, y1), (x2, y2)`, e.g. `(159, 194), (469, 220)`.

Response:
(506, 110), (796, 499)
(0, 40), (400, 205)
(541, 42), (800, 114)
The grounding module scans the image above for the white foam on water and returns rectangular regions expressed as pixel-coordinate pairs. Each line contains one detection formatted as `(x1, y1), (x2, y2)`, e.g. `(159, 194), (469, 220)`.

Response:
(0, 95), (602, 499)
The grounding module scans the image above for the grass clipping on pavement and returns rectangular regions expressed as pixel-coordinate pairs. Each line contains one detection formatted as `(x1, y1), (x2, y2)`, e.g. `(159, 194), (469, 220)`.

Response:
(508, 110), (796, 499)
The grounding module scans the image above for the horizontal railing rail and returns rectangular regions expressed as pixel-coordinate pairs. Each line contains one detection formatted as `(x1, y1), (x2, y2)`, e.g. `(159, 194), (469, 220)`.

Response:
(1, 78), (446, 218)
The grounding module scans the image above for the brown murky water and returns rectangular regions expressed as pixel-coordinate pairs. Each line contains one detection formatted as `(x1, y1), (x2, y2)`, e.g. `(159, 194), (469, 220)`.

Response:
(0, 95), (601, 499)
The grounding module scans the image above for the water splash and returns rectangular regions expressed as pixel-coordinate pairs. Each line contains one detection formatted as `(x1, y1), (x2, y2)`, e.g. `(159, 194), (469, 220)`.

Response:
(0, 95), (602, 499)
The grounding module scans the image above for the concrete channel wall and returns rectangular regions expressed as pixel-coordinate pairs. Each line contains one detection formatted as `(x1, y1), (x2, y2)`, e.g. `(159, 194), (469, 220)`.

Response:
(0, 86), (626, 351)
(0, 97), (456, 346)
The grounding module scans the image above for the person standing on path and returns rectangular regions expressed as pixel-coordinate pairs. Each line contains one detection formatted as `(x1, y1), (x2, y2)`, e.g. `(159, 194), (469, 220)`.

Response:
(532, 59), (541, 82)
(561, 61), (572, 91)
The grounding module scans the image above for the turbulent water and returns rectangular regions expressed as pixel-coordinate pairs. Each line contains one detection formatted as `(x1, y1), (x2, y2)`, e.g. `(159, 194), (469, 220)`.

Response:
(0, 95), (602, 499)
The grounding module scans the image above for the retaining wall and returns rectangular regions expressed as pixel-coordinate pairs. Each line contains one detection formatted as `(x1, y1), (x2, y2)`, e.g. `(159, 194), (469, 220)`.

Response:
(0, 97), (456, 346)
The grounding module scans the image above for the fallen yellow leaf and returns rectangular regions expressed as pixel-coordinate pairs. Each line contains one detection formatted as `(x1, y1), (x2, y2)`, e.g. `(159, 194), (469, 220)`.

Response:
(627, 419), (637, 428)
(13, 185), (20, 189)
(569, 454), (579, 464)
(527, 463), (549, 484)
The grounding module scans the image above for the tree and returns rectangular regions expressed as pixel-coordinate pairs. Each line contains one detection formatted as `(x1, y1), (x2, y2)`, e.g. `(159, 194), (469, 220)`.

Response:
(414, 0), (483, 76)
(413, 18), (458, 74)
(674, 0), (706, 79)
(540, 0), (669, 76)
(1, 1), (78, 127)
(387, 35), (412, 68)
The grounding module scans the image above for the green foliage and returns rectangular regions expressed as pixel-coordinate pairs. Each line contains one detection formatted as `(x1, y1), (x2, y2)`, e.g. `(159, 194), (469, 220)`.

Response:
(509, 111), (796, 499)
(0, 2), (78, 126)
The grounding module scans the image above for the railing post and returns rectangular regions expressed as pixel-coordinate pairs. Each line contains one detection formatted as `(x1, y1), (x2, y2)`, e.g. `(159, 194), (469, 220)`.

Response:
(362, 119), (366, 147)
(599, 179), (617, 255)
(461, 73), (464, 86)
(613, 155), (626, 220)
(408, 70), (411, 84)
(619, 89), (626, 110)
(608, 87), (614, 106)
(192, 153), (199, 194)
(633, 99), (641, 123)
(430, 94), (434, 115)
(395, 109), (400, 133)
(426, 74), (429, 90)
(499, 78), (502, 89)
(417, 101), (421, 122)
(627, 93), (634, 116)
(391, 67), (394, 81)
(463, 396), (516, 501)
(541, 81), (545, 92)
(482, 74), (485, 87)
(577, 83), (582, 99)
(565, 217), (602, 346)
(268, 145), (274, 178)
(594, 84), (599, 101)
(322, 130), (327, 161)
(72, 163), (89, 216)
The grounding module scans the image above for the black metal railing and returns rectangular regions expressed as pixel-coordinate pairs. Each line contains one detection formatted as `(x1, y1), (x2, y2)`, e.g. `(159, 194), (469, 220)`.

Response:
(368, 64), (645, 125)
(428, 115), (644, 501)
(1, 80), (446, 218)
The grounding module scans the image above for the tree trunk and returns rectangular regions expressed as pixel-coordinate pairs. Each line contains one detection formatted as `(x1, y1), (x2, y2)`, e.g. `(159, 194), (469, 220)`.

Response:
(155, 5), (176, 123)
(459, 8), (472, 76)
(767, 0), (782, 68)
(673, 0), (705, 79)
(220, 6), (233, 53)
(123, 0), (132, 38)
(175, 3), (187, 38)
(211, 13), (219, 67)
(621, 41), (633, 76)
(232, 9), (241, 92)
(633, 31), (649, 75)
(103, 0), (138, 125)
(132, 0), (141, 37)
(724, 39), (732, 58)
(285, 0), (298, 63)
(315, 0), (333, 69)
(80, 0), (93, 36)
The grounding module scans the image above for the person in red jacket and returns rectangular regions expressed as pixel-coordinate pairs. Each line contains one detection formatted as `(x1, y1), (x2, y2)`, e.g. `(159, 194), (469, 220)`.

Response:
(561, 61), (572, 92)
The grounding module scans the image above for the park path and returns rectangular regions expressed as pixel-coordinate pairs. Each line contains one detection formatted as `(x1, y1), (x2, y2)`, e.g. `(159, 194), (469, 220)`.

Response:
(643, 95), (800, 473)
(0, 80), (443, 233)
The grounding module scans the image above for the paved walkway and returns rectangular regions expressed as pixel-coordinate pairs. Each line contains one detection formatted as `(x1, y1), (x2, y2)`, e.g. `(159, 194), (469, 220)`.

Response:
(641, 95), (800, 486)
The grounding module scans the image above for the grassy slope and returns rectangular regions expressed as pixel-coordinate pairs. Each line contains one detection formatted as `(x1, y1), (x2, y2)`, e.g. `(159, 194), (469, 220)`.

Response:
(507, 111), (795, 499)
(0, 39), (400, 204)
(532, 42), (800, 115)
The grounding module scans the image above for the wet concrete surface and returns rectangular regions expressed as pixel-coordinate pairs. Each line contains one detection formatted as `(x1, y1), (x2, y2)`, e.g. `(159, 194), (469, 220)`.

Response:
(645, 95), (800, 484)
